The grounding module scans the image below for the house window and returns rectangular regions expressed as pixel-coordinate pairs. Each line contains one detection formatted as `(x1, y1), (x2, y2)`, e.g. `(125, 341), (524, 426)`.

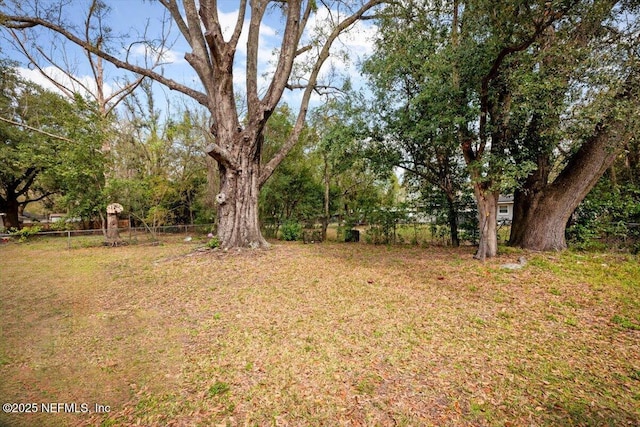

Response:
(499, 205), (509, 214)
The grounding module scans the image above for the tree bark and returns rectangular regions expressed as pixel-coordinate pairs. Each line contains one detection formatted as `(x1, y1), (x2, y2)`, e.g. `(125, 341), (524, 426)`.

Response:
(509, 150), (552, 246)
(446, 193), (460, 247)
(509, 134), (629, 250)
(322, 155), (330, 242)
(216, 158), (268, 249)
(510, 120), (634, 250)
(474, 188), (499, 260)
(4, 196), (21, 229)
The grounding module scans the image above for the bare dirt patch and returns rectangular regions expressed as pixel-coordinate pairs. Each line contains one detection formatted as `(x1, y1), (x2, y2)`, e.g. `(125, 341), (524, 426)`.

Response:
(1, 240), (638, 426)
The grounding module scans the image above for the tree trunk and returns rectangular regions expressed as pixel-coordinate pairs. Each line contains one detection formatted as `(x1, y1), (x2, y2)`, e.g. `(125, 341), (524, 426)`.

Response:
(509, 189), (572, 251)
(106, 213), (121, 243)
(446, 194), (460, 247)
(509, 188), (533, 247)
(322, 158), (330, 241)
(105, 203), (124, 245)
(474, 188), (499, 260)
(216, 159), (268, 249)
(510, 116), (633, 251)
(4, 196), (21, 230)
(509, 150), (552, 246)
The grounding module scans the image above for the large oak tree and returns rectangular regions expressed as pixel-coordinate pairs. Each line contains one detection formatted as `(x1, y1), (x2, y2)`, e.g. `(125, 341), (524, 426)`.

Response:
(1, 0), (385, 248)
(365, 0), (577, 258)
(507, 0), (640, 250)
(364, 0), (638, 257)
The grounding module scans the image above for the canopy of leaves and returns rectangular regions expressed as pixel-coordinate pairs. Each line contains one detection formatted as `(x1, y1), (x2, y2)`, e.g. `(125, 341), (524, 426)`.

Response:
(0, 63), (105, 221)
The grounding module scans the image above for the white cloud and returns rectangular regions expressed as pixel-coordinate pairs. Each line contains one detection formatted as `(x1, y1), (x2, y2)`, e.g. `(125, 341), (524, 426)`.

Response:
(16, 66), (114, 101)
(128, 44), (185, 65)
(339, 20), (378, 60)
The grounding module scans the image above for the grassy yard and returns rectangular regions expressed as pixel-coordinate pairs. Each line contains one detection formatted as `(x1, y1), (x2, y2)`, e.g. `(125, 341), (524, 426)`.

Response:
(0, 238), (638, 426)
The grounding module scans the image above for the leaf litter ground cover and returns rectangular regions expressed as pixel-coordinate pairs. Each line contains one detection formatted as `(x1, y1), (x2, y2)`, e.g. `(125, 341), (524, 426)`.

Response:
(0, 238), (638, 426)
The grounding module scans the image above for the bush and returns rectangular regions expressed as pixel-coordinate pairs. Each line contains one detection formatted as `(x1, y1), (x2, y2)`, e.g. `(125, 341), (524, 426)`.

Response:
(206, 237), (220, 249)
(9, 226), (42, 242)
(280, 221), (302, 241)
(365, 208), (406, 245)
(50, 220), (76, 231)
(568, 183), (640, 251)
(365, 226), (385, 244)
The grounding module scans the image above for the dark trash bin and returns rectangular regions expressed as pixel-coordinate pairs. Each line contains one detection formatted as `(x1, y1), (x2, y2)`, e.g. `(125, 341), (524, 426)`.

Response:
(345, 229), (360, 242)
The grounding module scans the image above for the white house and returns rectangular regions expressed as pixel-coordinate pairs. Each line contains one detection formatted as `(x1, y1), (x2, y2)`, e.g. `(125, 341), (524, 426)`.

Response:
(497, 195), (514, 223)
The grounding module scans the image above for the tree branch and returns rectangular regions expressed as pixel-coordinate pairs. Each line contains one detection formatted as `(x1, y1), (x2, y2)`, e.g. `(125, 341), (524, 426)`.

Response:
(15, 168), (40, 198)
(260, 0), (387, 187)
(0, 115), (75, 143)
(246, 1), (266, 119)
(295, 44), (312, 57)
(159, 0), (190, 42)
(2, 14), (209, 107)
(7, 23), (145, 118)
(477, 0), (580, 158)
(227, 0), (247, 50)
(261, 0), (303, 112)
(205, 142), (238, 171)
(20, 191), (54, 206)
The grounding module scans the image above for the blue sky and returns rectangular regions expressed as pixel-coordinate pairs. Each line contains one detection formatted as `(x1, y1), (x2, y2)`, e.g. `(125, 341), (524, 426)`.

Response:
(3, 0), (378, 119)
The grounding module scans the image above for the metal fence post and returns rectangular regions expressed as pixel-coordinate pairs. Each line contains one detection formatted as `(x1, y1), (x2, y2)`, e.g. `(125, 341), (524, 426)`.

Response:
(67, 230), (71, 250)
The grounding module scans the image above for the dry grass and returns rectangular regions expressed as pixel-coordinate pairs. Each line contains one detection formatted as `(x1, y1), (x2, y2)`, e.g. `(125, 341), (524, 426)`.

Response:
(0, 238), (638, 427)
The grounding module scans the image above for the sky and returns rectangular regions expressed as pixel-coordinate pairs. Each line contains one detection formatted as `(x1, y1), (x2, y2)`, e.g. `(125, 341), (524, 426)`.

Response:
(2, 0), (380, 120)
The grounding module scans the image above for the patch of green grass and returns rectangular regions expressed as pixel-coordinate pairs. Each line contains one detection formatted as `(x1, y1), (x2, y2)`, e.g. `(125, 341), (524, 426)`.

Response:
(470, 316), (486, 326)
(208, 381), (230, 397)
(612, 315), (640, 330)
(565, 316), (579, 327)
(497, 310), (513, 320)
(469, 400), (492, 418)
(98, 418), (119, 427)
(355, 374), (381, 396)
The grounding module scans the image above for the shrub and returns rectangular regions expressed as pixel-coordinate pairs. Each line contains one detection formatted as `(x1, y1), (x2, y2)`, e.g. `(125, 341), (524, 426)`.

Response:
(9, 226), (42, 242)
(206, 237), (220, 249)
(50, 220), (76, 231)
(365, 208), (406, 244)
(280, 221), (302, 241)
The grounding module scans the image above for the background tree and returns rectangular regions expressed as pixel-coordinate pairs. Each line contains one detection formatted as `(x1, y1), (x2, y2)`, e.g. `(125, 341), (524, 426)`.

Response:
(310, 95), (375, 241)
(1, 0), (387, 248)
(362, 7), (470, 247)
(0, 64), (103, 229)
(50, 95), (109, 226)
(259, 105), (323, 237)
(1, 0), (147, 233)
(165, 108), (215, 225)
(106, 81), (211, 231)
